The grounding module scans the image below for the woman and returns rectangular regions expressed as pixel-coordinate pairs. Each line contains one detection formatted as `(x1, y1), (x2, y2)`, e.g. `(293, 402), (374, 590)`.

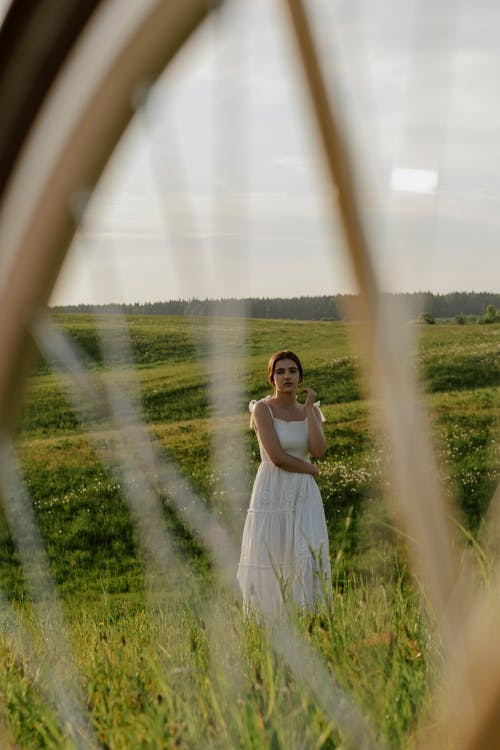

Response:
(237, 350), (331, 617)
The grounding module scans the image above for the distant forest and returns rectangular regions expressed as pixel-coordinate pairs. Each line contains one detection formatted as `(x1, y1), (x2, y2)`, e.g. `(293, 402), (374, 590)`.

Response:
(53, 292), (500, 321)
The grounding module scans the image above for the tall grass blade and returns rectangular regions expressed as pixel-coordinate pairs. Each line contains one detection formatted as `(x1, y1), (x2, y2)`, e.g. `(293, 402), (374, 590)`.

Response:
(0, 437), (97, 749)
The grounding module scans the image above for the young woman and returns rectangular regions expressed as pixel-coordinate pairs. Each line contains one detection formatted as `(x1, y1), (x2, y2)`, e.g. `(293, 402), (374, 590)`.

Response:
(237, 350), (331, 617)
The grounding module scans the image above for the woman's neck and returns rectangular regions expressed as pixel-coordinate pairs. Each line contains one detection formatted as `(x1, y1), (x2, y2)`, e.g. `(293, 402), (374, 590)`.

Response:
(273, 391), (297, 409)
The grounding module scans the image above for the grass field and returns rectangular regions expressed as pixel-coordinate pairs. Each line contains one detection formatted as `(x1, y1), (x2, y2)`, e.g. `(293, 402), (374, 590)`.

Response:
(0, 314), (498, 748)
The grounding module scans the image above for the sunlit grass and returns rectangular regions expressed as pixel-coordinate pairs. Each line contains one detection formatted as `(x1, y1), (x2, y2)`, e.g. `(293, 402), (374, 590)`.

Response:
(1, 315), (497, 747)
(0, 574), (434, 749)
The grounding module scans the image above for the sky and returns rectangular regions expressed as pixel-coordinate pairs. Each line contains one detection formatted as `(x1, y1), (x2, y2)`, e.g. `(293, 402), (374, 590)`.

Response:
(5, 0), (497, 304)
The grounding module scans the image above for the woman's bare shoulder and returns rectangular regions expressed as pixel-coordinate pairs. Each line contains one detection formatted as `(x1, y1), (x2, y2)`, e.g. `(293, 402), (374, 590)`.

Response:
(249, 397), (274, 429)
(252, 398), (274, 416)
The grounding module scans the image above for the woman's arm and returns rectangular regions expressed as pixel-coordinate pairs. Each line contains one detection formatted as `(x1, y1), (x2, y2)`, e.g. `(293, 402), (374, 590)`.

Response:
(252, 401), (319, 477)
(303, 388), (328, 458)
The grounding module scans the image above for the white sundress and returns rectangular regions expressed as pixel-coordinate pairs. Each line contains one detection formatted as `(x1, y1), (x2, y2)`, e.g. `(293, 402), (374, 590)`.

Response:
(237, 398), (331, 617)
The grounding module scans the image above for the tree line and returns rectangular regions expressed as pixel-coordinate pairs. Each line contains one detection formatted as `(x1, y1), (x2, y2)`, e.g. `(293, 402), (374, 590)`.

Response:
(53, 291), (500, 321)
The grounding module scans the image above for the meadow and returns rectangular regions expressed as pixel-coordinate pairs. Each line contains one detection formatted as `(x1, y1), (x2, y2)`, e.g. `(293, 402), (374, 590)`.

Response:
(0, 314), (498, 748)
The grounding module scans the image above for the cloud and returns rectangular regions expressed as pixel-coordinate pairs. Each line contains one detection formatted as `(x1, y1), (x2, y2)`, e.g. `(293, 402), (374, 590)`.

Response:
(52, 0), (500, 305)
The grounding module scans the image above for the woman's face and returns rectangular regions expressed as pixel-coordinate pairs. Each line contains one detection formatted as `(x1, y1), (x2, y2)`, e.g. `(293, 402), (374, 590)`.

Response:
(272, 358), (301, 393)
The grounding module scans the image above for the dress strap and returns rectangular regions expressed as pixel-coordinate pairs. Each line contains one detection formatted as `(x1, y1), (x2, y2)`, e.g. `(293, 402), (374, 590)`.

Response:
(249, 397), (325, 425)
(248, 396), (273, 427)
(313, 401), (326, 423)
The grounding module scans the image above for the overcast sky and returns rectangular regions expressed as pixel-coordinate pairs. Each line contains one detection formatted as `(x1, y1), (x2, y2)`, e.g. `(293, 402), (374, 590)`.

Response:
(47, 0), (500, 304)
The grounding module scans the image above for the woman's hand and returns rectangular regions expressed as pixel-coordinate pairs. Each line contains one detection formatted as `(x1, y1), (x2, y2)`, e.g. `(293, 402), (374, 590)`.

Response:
(301, 387), (327, 459)
(301, 387), (317, 409)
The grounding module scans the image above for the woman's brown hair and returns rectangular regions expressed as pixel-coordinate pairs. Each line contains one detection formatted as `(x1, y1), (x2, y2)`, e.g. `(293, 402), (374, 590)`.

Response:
(267, 350), (303, 385)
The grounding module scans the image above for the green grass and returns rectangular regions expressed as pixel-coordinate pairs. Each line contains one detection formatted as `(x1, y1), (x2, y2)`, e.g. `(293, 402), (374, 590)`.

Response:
(0, 315), (498, 747)
(0, 578), (433, 749)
